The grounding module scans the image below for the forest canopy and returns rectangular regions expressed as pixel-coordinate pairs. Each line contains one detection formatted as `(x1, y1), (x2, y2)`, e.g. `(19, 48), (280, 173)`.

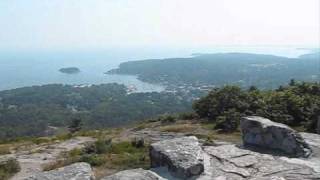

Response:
(0, 84), (191, 140)
(193, 81), (320, 133)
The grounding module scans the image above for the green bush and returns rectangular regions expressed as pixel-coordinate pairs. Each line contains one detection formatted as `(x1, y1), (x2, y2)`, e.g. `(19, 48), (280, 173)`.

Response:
(158, 114), (176, 124)
(178, 112), (198, 120)
(32, 137), (51, 145)
(80, 154), (105, 166)
(0, 158), (20, 180)
(83, 138), (112, 154)
(214, 109), (241, 132)
(193, 82), (320, 132)
(95, 138), (112, 154)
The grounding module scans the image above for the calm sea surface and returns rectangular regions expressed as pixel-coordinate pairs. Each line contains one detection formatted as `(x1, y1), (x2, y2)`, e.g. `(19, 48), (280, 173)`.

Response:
(0, 46), (314, 92)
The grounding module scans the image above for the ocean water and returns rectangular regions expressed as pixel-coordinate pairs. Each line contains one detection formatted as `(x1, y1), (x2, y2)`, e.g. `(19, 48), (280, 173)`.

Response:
(0, 46), (315, 92)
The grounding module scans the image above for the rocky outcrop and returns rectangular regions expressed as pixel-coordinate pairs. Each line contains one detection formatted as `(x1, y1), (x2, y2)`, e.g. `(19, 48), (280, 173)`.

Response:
(21, 117), (320, 180)
(24, 162), (94, 180)
(202, 143), (319, 179)
(150, 136), (204, 179)
(240, 116), (312, 157)
(101, 168), (164, 180)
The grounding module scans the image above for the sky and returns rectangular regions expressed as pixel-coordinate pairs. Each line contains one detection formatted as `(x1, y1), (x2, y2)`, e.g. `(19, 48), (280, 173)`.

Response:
(0, 0), (319, 51)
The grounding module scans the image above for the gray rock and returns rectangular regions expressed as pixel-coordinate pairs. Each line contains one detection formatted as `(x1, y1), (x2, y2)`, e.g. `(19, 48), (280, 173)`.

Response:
(132, 130), (184, 143)
(24, 162), (94, 180)
(150, 136), (204, 179)
(101, 168), (164, 180)
(317, 116), (320, 134)
(240, 116), (312, 157)
(203, 144), (320, 179)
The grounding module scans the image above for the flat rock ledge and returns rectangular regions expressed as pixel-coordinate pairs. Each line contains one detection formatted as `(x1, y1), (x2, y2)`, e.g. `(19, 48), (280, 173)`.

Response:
(24, 162), (94, 180)
(150, 136), (204, 179)
(101, 168), (164, 180)
(318, 117), (320, 134)
(240, 116), (312, 157)
(202, 143), (319, 179)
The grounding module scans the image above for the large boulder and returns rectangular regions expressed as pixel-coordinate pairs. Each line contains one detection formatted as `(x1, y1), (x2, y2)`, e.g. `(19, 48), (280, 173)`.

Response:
(240, 116), (312, 157)
(25, 162), (94, 180)
(101, 168), (164, 180)
(150, 136), (204, 179)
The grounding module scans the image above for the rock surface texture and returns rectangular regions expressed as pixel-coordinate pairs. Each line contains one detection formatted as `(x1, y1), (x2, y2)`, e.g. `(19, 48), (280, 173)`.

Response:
(240, 116), (312, 157)
(317, 116), (320, 134)
(202, 143), (319, 179)
(101, 168), (164, 180)
(16, 117), (320, 180)
(103, 134), (320, 179)
(24, 162), (94, 180)
(150, 136), (204, 179)
(6, 136), (95, 180)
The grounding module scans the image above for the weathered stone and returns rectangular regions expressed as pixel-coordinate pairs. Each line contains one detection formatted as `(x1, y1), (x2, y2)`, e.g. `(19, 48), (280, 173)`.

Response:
(317, 116), (320, 134)
(132, 130), (184, 143)
(101, 168), (164, 180)
(24, 162), (94, 180)
(202, 144), (320, 179)
(150, 136), (204, 179)
(240, 116), (312, 157)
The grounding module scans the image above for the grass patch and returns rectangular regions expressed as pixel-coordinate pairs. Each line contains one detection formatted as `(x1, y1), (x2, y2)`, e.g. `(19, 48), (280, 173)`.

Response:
(43, 140), (149, 172)
(160, 124), (197, 133)
(0, 145), (11, 155)
(132, 123), (148, 131)
(210, 131), (242, 144)
(105, 141), (149, 170)
(200, 122), (216, 130)
(31, 137), (52, 145)
(0, 158), (20, 180)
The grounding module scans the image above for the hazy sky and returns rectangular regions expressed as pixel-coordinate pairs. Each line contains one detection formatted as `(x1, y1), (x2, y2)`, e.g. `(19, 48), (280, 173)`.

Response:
(0, 0), (319, 51)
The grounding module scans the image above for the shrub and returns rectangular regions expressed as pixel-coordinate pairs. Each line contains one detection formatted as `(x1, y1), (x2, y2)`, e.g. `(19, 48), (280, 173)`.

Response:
(131, 137), (144, 148)
(193, 82), (320, 133)
(32, 137), (51, 145)
(80, 154), (105, 166)
(0, 158), (20, 180)
(53, 133), (73, 141)
(158, 114), (176, 124)
(178, 112), (198, 120)
(83, 138), (112, 154)
(95, 138), (112, 154)
(214, 109), (241, 132)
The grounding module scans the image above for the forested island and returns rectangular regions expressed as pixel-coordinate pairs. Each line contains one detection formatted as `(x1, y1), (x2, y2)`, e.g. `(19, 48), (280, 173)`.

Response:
(59, 67), (80, 74)
(107, 52), (320, 90)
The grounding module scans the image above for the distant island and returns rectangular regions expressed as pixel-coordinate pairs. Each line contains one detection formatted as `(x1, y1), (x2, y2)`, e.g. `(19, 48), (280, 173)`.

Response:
(59, 67), (80, 74)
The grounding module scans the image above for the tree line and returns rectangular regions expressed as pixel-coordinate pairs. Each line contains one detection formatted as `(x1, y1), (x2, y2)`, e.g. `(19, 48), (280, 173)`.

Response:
(193, 80), (320, 133)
